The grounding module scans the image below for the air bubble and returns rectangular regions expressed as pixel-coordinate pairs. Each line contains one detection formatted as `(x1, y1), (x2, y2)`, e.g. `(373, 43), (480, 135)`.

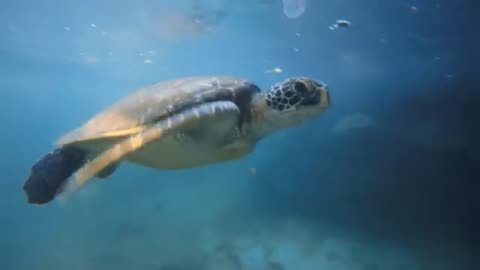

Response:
(283, 0), (306, 19)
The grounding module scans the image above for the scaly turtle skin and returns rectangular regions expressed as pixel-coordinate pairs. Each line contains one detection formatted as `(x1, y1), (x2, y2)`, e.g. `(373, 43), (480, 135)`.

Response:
(23, 76), (330, 204)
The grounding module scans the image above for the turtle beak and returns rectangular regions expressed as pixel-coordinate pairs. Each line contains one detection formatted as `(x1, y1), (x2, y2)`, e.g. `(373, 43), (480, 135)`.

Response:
(310, 82), (329, 108)
(320, 85), (330, 107)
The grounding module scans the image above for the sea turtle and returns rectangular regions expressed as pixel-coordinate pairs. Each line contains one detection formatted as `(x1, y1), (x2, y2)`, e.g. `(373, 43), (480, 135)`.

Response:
(23, 76), (330, 205)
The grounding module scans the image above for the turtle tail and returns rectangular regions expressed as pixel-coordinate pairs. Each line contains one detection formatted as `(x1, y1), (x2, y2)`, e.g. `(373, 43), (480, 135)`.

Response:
(23, 146), (86, 205)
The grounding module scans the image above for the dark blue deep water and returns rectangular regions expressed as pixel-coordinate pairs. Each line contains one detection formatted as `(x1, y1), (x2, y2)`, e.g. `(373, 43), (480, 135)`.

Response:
(0, 1), (476, 269)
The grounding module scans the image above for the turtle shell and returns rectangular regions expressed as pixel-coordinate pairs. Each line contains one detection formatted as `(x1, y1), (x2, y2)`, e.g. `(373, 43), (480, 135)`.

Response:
(56, 76), (261, 147)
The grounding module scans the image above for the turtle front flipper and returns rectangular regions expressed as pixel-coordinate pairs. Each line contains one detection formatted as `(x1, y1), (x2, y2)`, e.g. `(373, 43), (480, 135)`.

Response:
(59, 101), (241, 197)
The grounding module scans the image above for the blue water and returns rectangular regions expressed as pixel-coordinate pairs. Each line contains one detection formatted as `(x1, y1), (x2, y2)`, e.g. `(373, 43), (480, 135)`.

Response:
(0, 1), (475, 269)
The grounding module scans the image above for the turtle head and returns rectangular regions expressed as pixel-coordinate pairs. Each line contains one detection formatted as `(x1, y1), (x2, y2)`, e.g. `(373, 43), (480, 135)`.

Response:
(257, 77), (330, 133)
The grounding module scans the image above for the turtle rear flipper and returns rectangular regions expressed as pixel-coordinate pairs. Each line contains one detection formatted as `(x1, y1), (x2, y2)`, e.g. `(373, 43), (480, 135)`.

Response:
(96, 163), (119, 179)
(23, 147), (86, 204)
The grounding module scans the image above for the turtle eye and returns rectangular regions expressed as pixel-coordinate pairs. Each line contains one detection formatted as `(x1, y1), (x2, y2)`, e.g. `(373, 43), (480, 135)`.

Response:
(293, 81), (308, 94)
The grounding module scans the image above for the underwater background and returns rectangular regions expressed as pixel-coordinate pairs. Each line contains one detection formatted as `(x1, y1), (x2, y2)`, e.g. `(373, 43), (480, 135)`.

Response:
(0, 0), (476, 269)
